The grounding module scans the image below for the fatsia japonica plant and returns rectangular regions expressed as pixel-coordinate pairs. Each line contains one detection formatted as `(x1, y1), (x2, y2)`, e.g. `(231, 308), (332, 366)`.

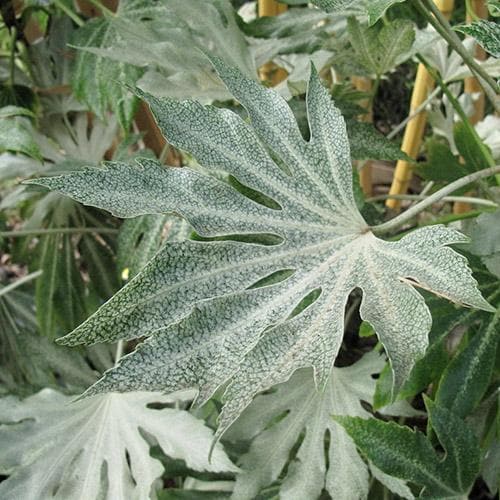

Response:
(2, 0), (500, 498)
(31, 54), (496, 431)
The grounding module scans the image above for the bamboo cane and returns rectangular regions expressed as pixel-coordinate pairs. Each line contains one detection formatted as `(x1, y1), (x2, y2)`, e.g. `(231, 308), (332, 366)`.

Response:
(258, 0), (288, 85)
(454, 0), (488, 214)
(386, 0), (455, 210)
(352, 76), (374, 195)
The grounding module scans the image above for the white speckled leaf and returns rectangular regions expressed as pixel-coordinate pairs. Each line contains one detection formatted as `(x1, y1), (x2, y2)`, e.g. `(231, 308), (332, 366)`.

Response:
(0, 389), (235, 500)
(310, 0), (406, 25)
(347, 17), (415, 78)
(29, 57), (491, 434)
(224, 352), (413, 500)
(455, 20), (500, 59)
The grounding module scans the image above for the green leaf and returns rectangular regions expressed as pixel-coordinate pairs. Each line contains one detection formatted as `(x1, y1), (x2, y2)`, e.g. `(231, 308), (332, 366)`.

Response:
(0, 106), (36, 119)
(346, 120), (411, 161)
(347, 17), (415, 78)
(0, 285), (99, 394)
(455, 20), (500, 59)
(364, 0), (408, 24)
(225, 352), (412, 499)
(242, 7), (331, 39)
(35, 233), (60, 337)
(309, 0), (358, 10)
(310, 0), (408, 24)
(14, 113), (121, 336)
(469, 210), (500, 257)
(287, 98), (409, 160)
(454, 121), (492, 173)
(336, 399), (481, 497)
(0, 110), (41, 159)
(75, 0), (255, 103)
(0, 389), (236, 499)
(30, 16), (85, 116)
(72, 14), (141, 129)
(487, 0), (500, 16)
(417, 139), (468, 183)
(482, 438), (500, 495)
(468, 209), (500, 278)
(436, 305), (500, 418)
(56, 233), (88, 332)
(80, 234), (120, 300)
(32, 200), (91, 338)
(376, 262), (500, 405)
(30, 58), (491, 434)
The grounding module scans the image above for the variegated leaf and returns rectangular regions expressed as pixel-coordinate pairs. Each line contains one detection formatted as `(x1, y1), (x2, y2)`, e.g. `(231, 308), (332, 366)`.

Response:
(29, 57), (492, 435)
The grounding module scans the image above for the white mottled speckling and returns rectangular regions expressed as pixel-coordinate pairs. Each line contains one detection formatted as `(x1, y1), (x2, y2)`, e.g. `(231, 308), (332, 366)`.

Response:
(31, 57), (492, 437)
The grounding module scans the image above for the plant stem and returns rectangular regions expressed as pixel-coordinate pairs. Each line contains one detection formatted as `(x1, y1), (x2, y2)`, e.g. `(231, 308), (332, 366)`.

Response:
(114, 340), (125, 366)
(387, 87), (440, 140)
(0, 270), (42, 298)
(465, 0), (480, 21)
(389, 209), (486, 240)
(370, 76), (381, 108)
(63, 113), (79, 144)
(372, 165), (500, 235)
(368, 193), (498, 208)
(88, 0), (116, 17)
(53, 0), (85, 27)
(0, 227), (118, 238)
(417, 0), (499, 110)
(8, 27), (16, 87)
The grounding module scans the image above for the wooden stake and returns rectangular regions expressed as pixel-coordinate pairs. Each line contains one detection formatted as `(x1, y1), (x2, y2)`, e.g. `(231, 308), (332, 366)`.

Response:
(386, 0), (455, 210)
(258, 0), (288, 85)
(352, 76), (374, 196)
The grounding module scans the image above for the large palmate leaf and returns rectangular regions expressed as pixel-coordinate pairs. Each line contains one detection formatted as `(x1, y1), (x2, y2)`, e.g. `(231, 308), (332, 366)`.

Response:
(420, 36), (500, 84)
(31, 57), (492, 434)
(0, 389), (236, 499)
(346, 17), (415, 78)
(74, 0), (255, 104)
(243, 7), (344, 69)
(225, 352), (413, 500)
(30, 16), (85, 116)
(72, 2), (143, 128)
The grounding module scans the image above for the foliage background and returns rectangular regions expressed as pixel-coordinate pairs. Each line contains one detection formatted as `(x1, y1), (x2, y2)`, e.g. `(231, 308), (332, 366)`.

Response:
(0, 0), (499, 499)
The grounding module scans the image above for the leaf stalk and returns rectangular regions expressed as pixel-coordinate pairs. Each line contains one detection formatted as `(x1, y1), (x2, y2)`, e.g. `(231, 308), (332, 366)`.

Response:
(372, 165), (500, 235)
(0, 270), (42, 298)
(0, 227), (118, 238)
(416, 0), (499, 111)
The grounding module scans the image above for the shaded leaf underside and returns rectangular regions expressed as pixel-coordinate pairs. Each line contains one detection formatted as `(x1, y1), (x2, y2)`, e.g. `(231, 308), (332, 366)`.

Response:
(0, 389), (235, 499)
(226, 352), (413, 500)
